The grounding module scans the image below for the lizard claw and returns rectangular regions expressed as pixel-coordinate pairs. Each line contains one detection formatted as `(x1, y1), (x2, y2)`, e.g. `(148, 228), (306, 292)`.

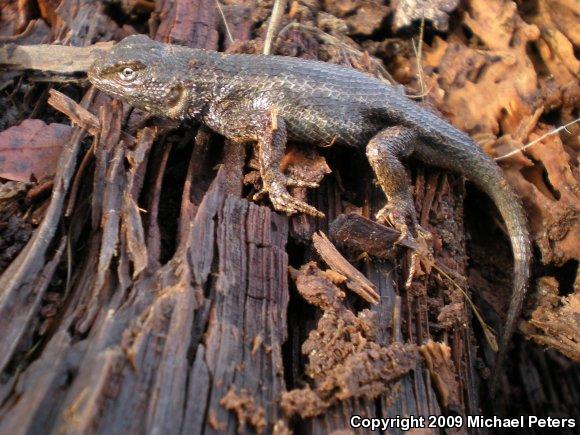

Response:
(376, 202), (417, 244)
(376, 201), (428, 287)
(263, 179), (324, 218)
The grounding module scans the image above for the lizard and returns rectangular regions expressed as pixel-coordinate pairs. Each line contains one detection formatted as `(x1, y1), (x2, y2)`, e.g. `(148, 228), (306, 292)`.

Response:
(88, 34), (531, 393)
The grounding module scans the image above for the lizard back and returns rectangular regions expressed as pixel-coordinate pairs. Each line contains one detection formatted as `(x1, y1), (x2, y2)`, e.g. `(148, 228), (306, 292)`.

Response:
(195, 51), (401, 146)
(197, 50), (487, 164)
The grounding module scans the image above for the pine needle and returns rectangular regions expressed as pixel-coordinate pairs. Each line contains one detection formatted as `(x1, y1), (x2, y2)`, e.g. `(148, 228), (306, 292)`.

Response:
(412, 14), (427, 98)
(495, 118), (579, 162)
(432, 263), (499, 352)
(263, 0), (287, 55)
(215, 1), (234, 44)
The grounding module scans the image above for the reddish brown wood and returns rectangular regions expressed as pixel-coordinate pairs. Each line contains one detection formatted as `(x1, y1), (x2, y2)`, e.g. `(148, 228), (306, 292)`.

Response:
(2, 1), (578, 434)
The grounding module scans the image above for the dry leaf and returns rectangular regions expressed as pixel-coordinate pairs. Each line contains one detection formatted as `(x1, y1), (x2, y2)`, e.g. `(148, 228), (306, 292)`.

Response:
(393, 0), (461, 32)
(0, 119), (71, 182)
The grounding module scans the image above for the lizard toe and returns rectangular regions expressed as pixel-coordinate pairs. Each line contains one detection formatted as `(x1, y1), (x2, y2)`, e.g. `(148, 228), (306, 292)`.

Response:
(267, 185), (324, 218)
(376, 202), (418, 242)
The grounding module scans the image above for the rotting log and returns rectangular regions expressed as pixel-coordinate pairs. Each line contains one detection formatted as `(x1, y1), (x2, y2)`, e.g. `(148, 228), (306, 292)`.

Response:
(1, 0), (579, 434)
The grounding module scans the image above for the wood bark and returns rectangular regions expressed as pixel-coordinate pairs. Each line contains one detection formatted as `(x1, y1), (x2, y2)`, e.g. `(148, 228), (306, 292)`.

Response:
(1, 0), (578, 434)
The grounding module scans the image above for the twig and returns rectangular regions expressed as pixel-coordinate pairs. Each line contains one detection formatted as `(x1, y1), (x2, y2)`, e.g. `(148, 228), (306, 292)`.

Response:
(263, 0), (288, 55)
(66, 235), (72, 297)
(48, 89), (100, 135)
(495, 118), (579, 162)
(312, 231), (380, 304)
(412, 14), (427, 98)
(392, 295), (402, 343)
(0, 41), (114, 74)
(215, 0), (234, 44)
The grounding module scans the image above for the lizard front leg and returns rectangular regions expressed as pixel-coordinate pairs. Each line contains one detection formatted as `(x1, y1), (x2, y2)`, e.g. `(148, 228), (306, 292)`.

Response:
(254, 111), (323, 217)
(205, 102), (322, 217)
(366, 126), (418, 239)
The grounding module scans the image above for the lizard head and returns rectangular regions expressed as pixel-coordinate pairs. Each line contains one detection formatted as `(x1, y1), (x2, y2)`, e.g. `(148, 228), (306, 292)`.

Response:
(88, 35), (190, 119)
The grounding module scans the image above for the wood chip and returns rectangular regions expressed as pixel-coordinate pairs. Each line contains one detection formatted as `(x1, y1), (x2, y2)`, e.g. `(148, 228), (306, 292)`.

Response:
(312, 231), (379, 304)
(48, 89), (100, 135)
(329, 212), (417, 258)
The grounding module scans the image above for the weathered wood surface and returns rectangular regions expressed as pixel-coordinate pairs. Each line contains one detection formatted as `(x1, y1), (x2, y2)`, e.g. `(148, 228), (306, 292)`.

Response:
(1, 0), (578, 434)
(0, 42), (113, 75)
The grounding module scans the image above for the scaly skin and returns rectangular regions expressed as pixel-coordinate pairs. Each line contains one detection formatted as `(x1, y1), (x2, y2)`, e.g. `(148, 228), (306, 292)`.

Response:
(89, 35), (531, 393)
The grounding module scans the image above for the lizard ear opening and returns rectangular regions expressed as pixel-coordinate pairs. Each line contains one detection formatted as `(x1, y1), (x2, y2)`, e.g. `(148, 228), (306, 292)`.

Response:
(165, 84), (189, 119)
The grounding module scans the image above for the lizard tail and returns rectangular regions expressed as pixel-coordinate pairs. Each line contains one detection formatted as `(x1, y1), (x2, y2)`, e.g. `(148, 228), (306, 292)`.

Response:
(393, 93), (531, 393)
(471, 164), (531, 395)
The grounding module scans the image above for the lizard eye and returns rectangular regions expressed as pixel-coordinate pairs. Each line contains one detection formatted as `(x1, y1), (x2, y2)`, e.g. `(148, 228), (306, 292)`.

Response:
(119, 67), (136, 81)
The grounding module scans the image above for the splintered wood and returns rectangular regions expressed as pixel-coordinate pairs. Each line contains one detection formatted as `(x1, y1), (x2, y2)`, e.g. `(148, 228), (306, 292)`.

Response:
(329, 212), (417, 256)
(47, 89), (100, 134)
(283, 262), (417, 418)
(0, 0), (578, 432)
(312, 231), (380, 304)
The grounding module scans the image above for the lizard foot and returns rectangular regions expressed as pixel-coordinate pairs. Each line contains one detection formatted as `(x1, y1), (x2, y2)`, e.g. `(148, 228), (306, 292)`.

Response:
(375, 202), (418, 244)
(254, 177), (324, 218)
(376, 201), (429, 288)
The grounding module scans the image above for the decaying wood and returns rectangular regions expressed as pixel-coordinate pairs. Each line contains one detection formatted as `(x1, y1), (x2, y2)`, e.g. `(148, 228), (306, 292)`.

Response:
(521, 276), (580, 361)
(0, 126), (85, 374)
(329, 212), (416, 257)
(0, 0), (578, 433)
(393, 0), (461, 32)
(419, 340), (462, 412)
(282, 262), (417, 419)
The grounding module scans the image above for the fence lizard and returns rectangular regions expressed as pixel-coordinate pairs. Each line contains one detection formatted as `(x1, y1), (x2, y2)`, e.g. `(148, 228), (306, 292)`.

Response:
(89, 35), (531, 393)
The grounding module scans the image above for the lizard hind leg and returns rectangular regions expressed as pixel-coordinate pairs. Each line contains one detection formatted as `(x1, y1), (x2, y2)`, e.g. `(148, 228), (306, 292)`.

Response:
(366, 126), (418, 240)
(366, 126), (426, 288)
